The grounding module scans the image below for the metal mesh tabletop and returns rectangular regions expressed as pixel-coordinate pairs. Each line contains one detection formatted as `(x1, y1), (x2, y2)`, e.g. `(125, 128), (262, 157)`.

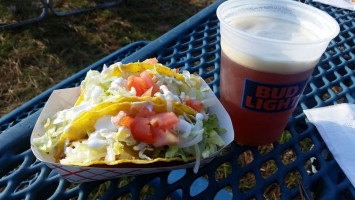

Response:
(1, 0), (355, 199)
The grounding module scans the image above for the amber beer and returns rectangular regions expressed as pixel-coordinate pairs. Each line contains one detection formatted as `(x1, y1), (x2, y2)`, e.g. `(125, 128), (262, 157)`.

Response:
(217, 0), (339, 146)
(220, 50), (316, 146)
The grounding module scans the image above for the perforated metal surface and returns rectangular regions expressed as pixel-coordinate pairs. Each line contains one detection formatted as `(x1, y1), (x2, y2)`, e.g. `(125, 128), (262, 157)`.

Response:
(1, 0), (355, 199)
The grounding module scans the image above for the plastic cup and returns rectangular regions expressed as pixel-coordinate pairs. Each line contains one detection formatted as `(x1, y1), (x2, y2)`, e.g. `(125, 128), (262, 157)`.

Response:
(216, 0), (339, 146)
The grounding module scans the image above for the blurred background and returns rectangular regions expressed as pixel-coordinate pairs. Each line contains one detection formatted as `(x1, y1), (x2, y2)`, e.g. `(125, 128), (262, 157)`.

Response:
(0, 0), (214, 117)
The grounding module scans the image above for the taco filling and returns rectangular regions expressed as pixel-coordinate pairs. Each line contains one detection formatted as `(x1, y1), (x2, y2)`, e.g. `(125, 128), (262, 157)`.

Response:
(33, 59), (226, 173)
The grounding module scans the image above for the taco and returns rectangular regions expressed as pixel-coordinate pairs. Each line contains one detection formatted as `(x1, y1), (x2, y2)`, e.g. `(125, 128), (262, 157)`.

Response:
(75, 58), (216, 113)
(33, 59), (226, 172)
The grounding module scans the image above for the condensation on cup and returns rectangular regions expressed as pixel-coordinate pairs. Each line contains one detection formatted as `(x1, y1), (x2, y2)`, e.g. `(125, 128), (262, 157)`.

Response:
(217, 0), (339, 146)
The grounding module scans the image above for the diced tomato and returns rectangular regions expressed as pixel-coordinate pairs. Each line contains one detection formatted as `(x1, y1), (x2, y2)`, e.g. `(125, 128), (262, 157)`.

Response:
(137, 105), (155, 118)
(127, 71), (159, 97)
(185, 97), (204, 112)
(141, 87), (153, 97)
(111, 111), (128, 125)
(151, 127), (180, 147)
(119, 116), (134, 128)
(143, 58), (158, 64)
(140, 71), (159, 95)
(111, 111), (134, 128)
(127, 75), (147, 96)
(140, 71), (154, 88)
(129, 106), (180, 145)
(130, 117), (154, 144)
(149, 112), (180, 129)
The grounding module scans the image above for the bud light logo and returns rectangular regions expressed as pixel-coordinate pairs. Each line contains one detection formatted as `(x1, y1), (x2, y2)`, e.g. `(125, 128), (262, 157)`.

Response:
(241, 78), (309, 113)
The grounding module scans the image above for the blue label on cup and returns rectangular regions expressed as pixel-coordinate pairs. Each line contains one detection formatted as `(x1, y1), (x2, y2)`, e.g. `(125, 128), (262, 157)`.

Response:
(241, 78), (309, 112)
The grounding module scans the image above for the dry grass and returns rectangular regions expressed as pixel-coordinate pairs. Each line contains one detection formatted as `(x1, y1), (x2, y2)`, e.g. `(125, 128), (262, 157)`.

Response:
(0, 0), (214, 117)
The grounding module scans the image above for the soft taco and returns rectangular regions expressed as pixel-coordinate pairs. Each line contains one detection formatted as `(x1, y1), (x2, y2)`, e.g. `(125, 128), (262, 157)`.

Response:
(33, 59), (226, 172)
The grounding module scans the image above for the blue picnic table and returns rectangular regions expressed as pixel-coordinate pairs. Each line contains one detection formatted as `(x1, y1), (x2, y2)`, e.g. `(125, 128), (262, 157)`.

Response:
(1, 0), (355, 199)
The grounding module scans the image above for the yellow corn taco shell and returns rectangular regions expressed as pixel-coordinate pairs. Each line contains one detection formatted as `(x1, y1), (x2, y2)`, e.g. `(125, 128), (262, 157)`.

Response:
(75, 61), (201, 107)
(63, 155), (196, 167)
(110, 62), (186, 81)
(54, 96), (197, 164)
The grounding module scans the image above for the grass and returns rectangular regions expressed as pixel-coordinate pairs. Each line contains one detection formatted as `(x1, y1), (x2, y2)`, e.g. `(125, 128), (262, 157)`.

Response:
(234, 130), (308, 198)
(0, 0), (214, 117)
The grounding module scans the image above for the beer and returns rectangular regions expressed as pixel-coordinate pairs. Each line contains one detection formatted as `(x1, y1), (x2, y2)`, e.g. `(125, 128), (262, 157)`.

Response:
(220, 49), (316, 146)
(220, 16), (320, 145)
(217, 0), (339, 146)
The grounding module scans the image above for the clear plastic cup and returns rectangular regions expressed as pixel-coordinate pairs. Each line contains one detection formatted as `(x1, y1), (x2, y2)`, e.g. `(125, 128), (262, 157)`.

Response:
(216, 0), (339, 146)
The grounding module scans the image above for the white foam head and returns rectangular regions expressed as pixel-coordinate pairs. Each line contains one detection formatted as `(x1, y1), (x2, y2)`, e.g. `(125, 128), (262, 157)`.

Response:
(217, 0), (339, 74)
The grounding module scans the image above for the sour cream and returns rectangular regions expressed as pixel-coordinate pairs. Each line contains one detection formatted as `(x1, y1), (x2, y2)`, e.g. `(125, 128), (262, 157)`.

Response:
(155, 85), (181, 111)
(110, 78), (125, 90)
(87, 115), (117, 149)
(91, 86), (104, 103)
(176, 118), (193, 138)
(63, 102), (96, 132)
(94, 115), (116, 131)
(87, 132), (107, 149)
(156, 85), (180, 102)
(196, 113), (204, 121)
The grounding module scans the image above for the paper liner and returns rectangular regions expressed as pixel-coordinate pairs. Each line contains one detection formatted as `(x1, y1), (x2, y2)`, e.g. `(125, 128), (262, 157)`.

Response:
(30, 80), (234, 183)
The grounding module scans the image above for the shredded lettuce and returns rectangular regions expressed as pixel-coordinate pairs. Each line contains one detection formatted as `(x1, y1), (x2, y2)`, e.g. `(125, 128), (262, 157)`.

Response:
(61, 142), (107, 165)
(200, 114), (225, 158)
(33, 109), (74, 152)
(207, 130), (225, 146)
(78, 63), (206, 107)
(86, 129), (92, 137)
(203, 114), (226, 135)
(80, 64), (131, 105)
(61, 127), (136, 165)
(114, 127), (137, 146)
(166, 113), (225, 163)
(165, 145), (187, 162)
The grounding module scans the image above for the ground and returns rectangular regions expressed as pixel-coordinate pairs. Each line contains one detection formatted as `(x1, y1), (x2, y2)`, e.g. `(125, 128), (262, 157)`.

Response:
(0, 0), (214, 117)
